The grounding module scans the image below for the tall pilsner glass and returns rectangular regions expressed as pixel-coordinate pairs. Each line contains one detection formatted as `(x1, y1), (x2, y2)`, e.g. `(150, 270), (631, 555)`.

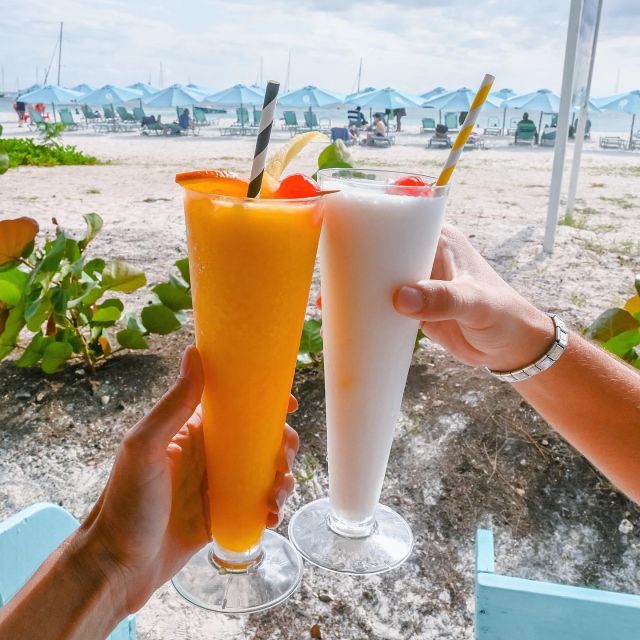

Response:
(172, 172), (324, 612)
(288, 169), (449, 574)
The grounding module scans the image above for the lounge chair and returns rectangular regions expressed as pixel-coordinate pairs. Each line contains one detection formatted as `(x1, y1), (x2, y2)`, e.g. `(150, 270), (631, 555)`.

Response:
(507, 117), (520, 136)
(331, 127), (355, 146)
(599, 136), (626, 149)
(483, 116), (502, 136)
(27, 108), (46, 131)
(282, 110), (302, 134)
(132, 106), (146, 123)
(464, 134), (485, 150)
(252, 109), (262, 127)
(444, 112), (459, 133)
(141, 118), (169, 136)
(0, 503), (136, 639)
(59, 108), (80, 131)
(304, 111), (331, 134)
(192, 107), (209, 127)
(420, 118), (436, 134)
(514, 121), (537, 146)
(476, 529), (640, 640)
(371, 133), (395, 147)
(428, 124), (452, 148)
(630, 136), (640, 151)
(98, 104), (121, 132)
(540, 127), (556, 147)
(219, 108), (258, 136)
(82, 105), (101, 125)
(117, 106), (137, 124)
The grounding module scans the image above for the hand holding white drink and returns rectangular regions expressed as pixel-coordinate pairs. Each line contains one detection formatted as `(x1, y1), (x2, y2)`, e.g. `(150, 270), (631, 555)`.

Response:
(289, 75), (495, 575)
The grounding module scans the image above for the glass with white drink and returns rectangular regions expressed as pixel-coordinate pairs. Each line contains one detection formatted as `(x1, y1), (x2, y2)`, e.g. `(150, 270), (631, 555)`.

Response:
(288, 169), (449, 574)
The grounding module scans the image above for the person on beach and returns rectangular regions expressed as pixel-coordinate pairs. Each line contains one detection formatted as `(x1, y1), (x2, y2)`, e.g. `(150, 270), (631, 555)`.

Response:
(12, 101), (27, 126)
(365, 113), (387, 145)
(514, 112), (538, 144)
(2, 226), (640, 638)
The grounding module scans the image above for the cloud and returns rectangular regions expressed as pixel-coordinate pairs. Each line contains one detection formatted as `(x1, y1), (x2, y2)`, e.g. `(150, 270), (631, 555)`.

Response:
(0, 0), (637, 96)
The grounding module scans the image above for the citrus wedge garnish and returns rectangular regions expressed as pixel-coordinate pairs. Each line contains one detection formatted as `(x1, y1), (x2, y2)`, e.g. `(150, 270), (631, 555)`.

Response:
(265, 132), (328, 180)
(175, 170), (249, 197)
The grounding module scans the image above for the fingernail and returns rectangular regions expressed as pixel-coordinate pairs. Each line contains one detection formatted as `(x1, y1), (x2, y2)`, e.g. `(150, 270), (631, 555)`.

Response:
(395, 286), (424, 313)
(276, 488), (288, 510)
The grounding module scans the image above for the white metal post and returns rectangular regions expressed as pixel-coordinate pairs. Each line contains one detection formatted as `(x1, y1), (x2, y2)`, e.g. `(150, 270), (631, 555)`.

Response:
(543, 0), (583, 254)
(565, 0), (603, 220)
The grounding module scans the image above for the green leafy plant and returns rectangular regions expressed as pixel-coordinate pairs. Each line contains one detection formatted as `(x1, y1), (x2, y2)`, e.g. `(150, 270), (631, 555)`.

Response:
(0, 137), (97, 169)
(0, 124), (9, 175)
(586, 277), (640, 368)
(0, 215), (189, 374)
(297, 319), (323, 368)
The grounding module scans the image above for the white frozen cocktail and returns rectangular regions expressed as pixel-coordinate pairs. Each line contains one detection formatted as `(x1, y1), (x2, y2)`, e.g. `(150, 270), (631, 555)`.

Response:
(289, 169), (449, 575)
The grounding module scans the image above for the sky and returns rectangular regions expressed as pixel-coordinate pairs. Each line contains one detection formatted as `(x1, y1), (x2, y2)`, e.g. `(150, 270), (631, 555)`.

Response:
(1, 0), (639, 98)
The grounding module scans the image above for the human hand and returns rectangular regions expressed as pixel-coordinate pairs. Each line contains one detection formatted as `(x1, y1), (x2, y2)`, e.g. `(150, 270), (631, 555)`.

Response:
(79, 346), (299, 615)
(393, 225), (554, 373)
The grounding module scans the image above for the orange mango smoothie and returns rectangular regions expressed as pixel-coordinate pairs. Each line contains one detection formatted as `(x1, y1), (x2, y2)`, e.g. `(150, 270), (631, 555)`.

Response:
(178, 172), (323, 553)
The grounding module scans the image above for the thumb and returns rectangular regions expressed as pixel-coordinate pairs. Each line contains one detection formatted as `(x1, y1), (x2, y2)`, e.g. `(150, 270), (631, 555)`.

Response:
(127, 345), (204, 448)
(393, 280), (472, 322)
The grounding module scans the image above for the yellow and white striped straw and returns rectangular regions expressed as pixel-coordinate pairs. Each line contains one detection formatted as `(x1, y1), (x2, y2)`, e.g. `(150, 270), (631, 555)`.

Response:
(436, 73), (495, 187)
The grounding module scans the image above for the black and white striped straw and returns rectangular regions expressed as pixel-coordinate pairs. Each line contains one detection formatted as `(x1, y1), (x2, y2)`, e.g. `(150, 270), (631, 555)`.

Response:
(247, 80), (280, 198)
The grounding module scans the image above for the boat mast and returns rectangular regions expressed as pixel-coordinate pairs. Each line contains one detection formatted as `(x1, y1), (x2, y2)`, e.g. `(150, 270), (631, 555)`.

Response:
(57, 22), (63, 85)
(357, 57), (362, 93)
(285, 51), (291, 92)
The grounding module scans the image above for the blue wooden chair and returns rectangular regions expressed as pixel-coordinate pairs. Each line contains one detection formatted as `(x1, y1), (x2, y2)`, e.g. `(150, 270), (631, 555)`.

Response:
(0, 503), (135, 640)
(476, 529), (640, 639)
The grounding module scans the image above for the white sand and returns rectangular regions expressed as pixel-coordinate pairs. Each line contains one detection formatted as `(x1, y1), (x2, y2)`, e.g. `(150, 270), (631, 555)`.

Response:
(0, 123), (639, 639)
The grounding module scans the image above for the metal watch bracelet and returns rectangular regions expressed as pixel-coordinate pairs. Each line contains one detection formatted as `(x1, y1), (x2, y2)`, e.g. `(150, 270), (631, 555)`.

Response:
(486, 313), (569, 383)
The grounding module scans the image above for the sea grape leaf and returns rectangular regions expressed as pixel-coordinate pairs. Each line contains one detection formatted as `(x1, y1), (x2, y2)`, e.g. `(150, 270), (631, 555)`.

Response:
(116, 328), (149, 350)
(298, 319), (323, 355)
(0, 217), (39, 266)
(102, 260), (146, 293)
(585, 308), (639, 342)
(175, 258), (191, 285)
(141, 304), (181, 335)
(80, 213), (103, 249)
(152, 282), (192, 311)
(41, 341), (73, 374)
(14, 332), (52, 368)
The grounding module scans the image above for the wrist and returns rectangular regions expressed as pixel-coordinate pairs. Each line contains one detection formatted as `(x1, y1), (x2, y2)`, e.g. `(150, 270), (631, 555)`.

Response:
(485, 306), (556, 373)
(70, 528), (130, 621)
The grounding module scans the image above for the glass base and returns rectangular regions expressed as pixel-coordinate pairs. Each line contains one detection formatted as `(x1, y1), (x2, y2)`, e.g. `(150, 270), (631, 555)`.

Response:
(171, 530), (304, 614)
(288, 497), (414, 575)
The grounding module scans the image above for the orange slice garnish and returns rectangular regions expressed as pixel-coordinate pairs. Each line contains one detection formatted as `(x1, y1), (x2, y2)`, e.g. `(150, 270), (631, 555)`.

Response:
(175, 170), (249, 197)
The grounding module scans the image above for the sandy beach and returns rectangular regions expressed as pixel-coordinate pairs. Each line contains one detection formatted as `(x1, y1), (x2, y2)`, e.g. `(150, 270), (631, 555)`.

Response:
(1, 123), (639, 639)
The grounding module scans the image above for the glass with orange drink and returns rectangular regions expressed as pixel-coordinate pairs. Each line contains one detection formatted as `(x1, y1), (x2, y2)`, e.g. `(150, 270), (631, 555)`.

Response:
(171, 170), (323, 613)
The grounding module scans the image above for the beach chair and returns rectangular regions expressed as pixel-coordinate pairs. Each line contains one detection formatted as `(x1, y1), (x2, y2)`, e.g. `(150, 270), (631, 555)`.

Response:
(428, 124), (452, 148)
(59, 108), (80, 131)
(133, 106), (146, 123)
(444, 112), (459, 133)
(0, 503), (136, 639)
(282, 111), (303, 134)
(371, 133), (395, 147)
(252, 109), (262, 127)
(475, 529), (640, 640)
(515, 122), (537, 146)
(117, 106), (137, 124)
(507, 117), (520, 136)
(193, 107), (209, 127)
(540, 127), (556, 147)
(599, 136), (626, 149)
(483, 116), (502, 136)
(82, 105), (101, 125)
(27, 108), (46, 131)
(304, 111), (331, 134)
(98, 104), (121, 132)
(464, 135), (485, 150)
(584, 119), (592, 139)
(331, 127), (355, 146)
(421, 118), (436, 134)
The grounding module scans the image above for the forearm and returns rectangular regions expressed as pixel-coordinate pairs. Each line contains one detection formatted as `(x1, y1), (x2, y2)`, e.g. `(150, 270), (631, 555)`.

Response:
(0, 529), (126, 640)
(516, 332), (640, 503)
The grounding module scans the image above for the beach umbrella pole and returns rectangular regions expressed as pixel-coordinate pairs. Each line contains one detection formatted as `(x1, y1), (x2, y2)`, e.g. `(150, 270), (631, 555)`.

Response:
(502, 106), (507, 135)
(630, 113), (636, 148)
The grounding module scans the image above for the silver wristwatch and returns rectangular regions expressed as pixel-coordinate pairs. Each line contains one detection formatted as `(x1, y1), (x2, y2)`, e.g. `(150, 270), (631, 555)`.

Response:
(486, 313), (569, 383)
